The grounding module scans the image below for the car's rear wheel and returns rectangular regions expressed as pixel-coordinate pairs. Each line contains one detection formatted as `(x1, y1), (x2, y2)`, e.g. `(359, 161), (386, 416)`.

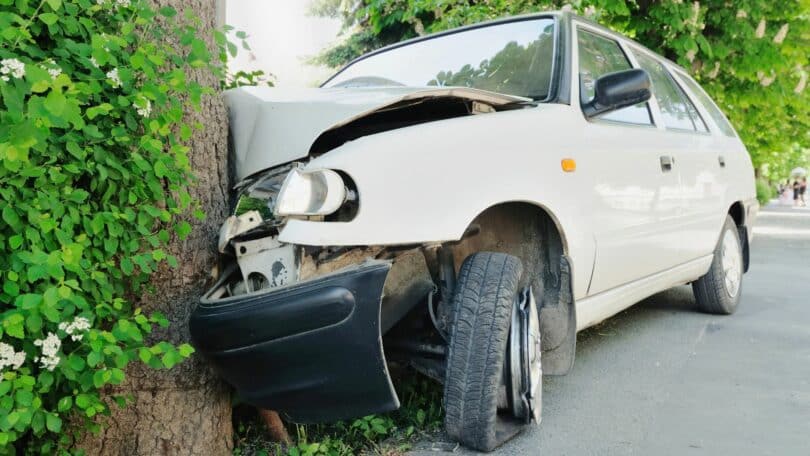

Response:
(443, 252), (541, 452)
(693, 216), (743, 315)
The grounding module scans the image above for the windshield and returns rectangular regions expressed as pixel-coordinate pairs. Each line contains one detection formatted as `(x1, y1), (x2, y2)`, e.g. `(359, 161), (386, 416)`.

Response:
(324, 18), (557, 100)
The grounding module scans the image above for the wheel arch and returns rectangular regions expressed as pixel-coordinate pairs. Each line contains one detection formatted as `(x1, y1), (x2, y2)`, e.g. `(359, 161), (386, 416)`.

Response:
(446, 201), (577, 375)
(727, 200), (750, 272)
(728, 200), (745, 226)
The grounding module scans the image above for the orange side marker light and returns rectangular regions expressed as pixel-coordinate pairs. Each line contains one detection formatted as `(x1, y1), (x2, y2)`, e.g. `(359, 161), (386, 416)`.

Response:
(561, 158), (576, 172)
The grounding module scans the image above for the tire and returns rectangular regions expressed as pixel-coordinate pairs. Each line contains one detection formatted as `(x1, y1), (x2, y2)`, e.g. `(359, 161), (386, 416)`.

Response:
(692, 215), (743, 315)
(443, 252), (524, 452)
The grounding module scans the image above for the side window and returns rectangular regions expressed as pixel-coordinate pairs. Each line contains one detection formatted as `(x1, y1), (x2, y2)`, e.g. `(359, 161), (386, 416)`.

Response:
(631, 50), (708, 132)
(577, 29), (651, 125)
(675, 72), (737, 137)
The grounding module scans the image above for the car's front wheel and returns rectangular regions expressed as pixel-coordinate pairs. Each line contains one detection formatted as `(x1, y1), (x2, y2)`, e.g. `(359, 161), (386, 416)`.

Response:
(443, 252), (541, 452)
(693, 215), (743, 314)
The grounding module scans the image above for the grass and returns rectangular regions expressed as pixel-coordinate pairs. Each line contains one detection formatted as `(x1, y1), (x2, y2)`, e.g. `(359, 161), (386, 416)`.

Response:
(232, 367), (444, 456)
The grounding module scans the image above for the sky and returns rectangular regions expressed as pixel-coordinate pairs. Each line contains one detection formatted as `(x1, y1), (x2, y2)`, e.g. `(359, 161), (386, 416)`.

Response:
(225, 0), (343, 87)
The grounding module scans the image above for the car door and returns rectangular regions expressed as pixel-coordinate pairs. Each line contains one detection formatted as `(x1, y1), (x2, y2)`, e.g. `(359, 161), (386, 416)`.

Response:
(573, 25), (684, 296)
(627, 47), (725, 264)
(670, 68), (738, 258)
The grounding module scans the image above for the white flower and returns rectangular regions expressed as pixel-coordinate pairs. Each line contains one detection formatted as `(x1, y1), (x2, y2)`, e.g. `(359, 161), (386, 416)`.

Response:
(686, 49), (697, 62)
(89, 57), (99, 68)
(795, 70), (807, 94)
(0, 342), (26, 372)
(0, 58), (26, 80)
(33, 332), (61, 371)
(136, 99), (152, 117)
(47, 66), (62, 78)
(561, 4), (573, 13)
(757, 71), (775, 87)
(106, 68), (122, 87)
(736, 9), (747, 19)
(59, 317), (91, 342)
(583, 5), (596, 18)
(708, 61), (721, 79)
(98, 0), (131, 7)
(773, 23), (789, 44)
(755, 19), (766, 38)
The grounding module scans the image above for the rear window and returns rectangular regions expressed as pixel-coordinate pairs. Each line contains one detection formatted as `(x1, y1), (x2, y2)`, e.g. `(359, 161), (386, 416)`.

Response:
(674, 72), (737, 137)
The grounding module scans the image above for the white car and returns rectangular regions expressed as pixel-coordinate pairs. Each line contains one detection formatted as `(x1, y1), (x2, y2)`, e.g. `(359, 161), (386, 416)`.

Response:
(190, 10), (758, 451)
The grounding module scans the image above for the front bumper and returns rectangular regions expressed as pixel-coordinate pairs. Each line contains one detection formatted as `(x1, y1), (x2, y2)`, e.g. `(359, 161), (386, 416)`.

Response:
(189, 260), (399, 423)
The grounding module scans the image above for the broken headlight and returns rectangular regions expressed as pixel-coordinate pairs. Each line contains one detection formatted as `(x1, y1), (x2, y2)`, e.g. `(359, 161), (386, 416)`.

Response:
(274, 166), (348, 217)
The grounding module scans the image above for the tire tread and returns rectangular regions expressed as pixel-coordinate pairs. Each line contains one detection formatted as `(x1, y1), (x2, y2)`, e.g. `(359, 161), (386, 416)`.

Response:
(444, 252), (522, 451)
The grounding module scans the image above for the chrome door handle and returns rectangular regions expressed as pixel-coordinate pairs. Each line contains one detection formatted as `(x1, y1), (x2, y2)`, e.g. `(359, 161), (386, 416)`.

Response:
(660, 155), (674, 172)
(718, 155), (726, 167)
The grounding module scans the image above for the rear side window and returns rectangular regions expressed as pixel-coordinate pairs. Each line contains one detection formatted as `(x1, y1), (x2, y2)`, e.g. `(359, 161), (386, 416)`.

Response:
(631, 50), (707, 132)
(577, 29), (651, 125)
(675, 73), (737, 137)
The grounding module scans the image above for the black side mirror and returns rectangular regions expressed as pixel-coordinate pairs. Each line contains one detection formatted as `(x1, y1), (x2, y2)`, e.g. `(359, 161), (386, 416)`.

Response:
(582, 68), (651, 118)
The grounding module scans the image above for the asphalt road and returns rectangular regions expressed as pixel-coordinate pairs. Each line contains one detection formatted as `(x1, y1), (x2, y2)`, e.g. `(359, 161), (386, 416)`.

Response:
(412, 204), (810, 455)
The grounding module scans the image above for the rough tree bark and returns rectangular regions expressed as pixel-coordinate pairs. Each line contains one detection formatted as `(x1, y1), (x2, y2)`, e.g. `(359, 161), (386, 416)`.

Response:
(78, 0), (233, 454)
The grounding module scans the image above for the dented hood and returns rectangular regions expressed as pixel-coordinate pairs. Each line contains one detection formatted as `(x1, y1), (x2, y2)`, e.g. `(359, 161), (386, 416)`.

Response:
(225, 86), (530, 180)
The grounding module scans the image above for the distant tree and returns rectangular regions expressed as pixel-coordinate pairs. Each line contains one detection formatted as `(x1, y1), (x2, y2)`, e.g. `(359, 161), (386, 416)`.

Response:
(314, 0), (810, 178)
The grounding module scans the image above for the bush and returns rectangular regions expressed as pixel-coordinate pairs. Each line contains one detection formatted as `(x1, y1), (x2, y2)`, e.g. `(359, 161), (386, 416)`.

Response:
(756, 179), (774, 206)
(0, 0), (223, 452)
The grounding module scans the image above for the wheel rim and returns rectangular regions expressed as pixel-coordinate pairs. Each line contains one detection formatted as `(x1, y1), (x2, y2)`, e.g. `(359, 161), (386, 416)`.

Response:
(504, 288), (542, 423)
(525, 288), (542, 422)
(721, 228), (742, 298)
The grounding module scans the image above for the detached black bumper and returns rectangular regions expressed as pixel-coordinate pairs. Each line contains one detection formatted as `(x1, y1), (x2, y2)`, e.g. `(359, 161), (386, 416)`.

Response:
(189, 261), (398, 423)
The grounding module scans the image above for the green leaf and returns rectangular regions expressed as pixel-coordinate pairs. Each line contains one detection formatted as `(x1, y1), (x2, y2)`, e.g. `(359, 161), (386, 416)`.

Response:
(46, 0), (61, 10)
(159, 6), (177, 17)
(39, 13), (59, 25)
(44, 91), (66, 115)
(177, 343), (194, 357)
(87, 351), (102, 368)
(45, 413), (61, 433)
(75, 394), (91, 409)
(68, 355), (86, 371)
(3, 314), (25, 339)
(8, 234), (23, 249)
(153, 160), (168, 178)
(17, 294), (42, 310)
(57, 397), (72, 412)
(2, 206), (22, 230)
(120, 258), (134, 275)
(14, 390), (33, 408)
(175, 221), (192, 240)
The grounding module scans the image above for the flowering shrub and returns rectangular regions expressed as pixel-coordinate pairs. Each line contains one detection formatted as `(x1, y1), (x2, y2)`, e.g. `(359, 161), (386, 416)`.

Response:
(0, 0), (225, 452)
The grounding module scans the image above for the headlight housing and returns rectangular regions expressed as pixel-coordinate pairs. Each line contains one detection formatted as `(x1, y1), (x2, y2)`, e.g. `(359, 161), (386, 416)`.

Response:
(274, 166), (347, 216)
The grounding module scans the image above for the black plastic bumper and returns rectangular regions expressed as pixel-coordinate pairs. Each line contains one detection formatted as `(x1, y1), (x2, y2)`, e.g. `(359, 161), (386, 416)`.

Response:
(189, 260), (398, 423)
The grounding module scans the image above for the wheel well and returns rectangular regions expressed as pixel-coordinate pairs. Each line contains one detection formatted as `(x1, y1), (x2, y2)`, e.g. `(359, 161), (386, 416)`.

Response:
(443, 202), (576, 374)
(448, 202), (565, 289)
(729, 201), (745, 226)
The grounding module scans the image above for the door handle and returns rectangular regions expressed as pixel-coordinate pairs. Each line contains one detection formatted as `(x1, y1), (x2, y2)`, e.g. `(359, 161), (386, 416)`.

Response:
(660, 155), (674, 172)
(718, 155), (726, 167)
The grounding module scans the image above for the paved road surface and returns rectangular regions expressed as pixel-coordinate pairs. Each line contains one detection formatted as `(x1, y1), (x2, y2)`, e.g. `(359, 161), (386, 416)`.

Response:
(412, 204), (810, 455)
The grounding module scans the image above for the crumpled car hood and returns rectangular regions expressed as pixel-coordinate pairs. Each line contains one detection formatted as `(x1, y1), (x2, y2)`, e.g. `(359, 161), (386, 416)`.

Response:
(225, 86), (530, 181)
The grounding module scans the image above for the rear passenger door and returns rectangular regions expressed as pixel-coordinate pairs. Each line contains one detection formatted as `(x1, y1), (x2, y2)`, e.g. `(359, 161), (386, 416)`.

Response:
(628, 47), (726, 264)
(574, 26), (683, 295)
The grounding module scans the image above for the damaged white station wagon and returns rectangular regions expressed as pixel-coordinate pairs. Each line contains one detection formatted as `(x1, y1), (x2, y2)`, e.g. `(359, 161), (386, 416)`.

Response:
(190, 11), (758, 451)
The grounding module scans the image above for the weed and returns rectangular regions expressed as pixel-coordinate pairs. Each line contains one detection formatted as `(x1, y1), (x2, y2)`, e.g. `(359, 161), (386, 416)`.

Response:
(233, 368), (443, 455)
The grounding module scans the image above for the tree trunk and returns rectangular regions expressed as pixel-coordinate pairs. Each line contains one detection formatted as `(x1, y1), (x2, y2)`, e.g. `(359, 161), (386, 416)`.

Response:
(78, 0), (233, 454)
